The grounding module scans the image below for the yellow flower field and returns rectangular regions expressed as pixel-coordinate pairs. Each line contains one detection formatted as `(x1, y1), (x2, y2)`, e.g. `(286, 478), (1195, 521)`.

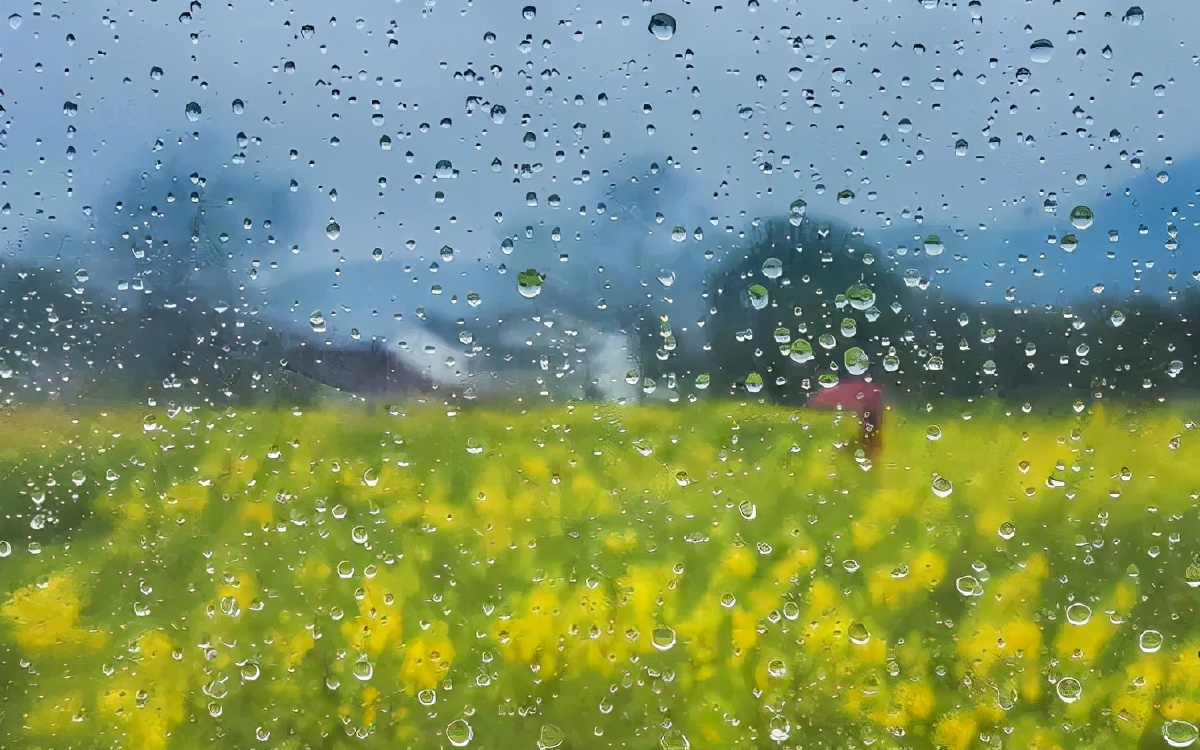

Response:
(0, 398), (1198, 749)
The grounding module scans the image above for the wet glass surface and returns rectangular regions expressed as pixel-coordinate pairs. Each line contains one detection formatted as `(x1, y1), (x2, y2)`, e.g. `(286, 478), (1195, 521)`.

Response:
(1, 2), (1199, 748)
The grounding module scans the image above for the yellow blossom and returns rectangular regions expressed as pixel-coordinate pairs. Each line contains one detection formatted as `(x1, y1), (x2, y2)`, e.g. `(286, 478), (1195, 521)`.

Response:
(401, 622), (456, 691)
(1, 573), (106, 652)
(933, 710), (978, 750)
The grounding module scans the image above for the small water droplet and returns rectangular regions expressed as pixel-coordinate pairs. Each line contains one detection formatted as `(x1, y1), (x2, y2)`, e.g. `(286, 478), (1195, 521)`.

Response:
(789, 339), (814, 364)
(1165, 720), (1200, 747)
(789, 198), (808, 225)
(648, 12), (676, 40)
(184, 101), (203, 122)
(517, 268), (545, 298)
(308, 310), (327, 333)
(1065, 602), (1092, 625)
(651, 624), (677, 650)
(1055, 677), (1082, 703)
(446, 718), (473, 747)
(1029, 39), (1055, 64)
(844, 347), (869, 376)
(747, 284), (769, 310)
(538, 724), (565, 749)
(1139, 629), (1163, 653)
(955, 574), (982, 596)
(848, 621), (871, 645)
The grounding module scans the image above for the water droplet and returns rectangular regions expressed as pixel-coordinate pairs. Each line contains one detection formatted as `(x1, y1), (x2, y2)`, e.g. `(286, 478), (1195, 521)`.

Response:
(1186, 563), (1200, 588)
(789, 198), (808, 225)
(923, 235), (945, 256)
(789, 339), (814, 364)
(231, 98), (245, 115)
(1165, 720), (1200, 747)
(352, 656), (374, 681)
(435, 160), (454, 178)
(1070, 205), (1094, 230)
(325, 219), (341, 240)
(747, 284), (769, 310)
(446, 718), (473, 747)
(955, 574), (982, 596)
(1055, 677), (1082, 703)
(308, 310), (327, 333)
(538, 724), (565, 749)
(1065, 602), (1092, 625)
(1110, 310), (1126, 328)
(845, 282), (876, 310)
(1139, 629), (1163, 653)
(659, 728), (690, 750)
(657, 268), (676, 287)
(517, 268), (545, 298)
(837, 189), (855, 205)
(844, 347), (870, 376)
(522, 5), (537, 20)
(1123, 6), (1144, 25)
(848, 621), (871, 645)
(998, 521), (1016, 540)
(744, 372), (765, 393)
(648, 12), (676, 40)
(651, 624), (677, 650)
(8, 13), (22, 29)
(926, 425), (943, 441)
(1029, 39), (1055, 64)
(184, 101), (203, 122)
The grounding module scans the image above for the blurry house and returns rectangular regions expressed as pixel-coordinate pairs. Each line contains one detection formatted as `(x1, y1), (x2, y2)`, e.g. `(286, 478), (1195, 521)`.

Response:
(282, 339), (435, 397)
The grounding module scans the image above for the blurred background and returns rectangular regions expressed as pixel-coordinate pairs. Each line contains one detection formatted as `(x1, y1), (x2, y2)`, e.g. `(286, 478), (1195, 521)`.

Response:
(1, 0), (1196, 408)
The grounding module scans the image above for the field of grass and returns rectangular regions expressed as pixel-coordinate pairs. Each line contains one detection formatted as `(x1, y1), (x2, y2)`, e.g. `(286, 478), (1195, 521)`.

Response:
(1, 398), (1199, 749)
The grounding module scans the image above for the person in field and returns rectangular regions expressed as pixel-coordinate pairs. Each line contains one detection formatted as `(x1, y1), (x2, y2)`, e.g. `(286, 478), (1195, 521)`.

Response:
(806, 378), (886, 455)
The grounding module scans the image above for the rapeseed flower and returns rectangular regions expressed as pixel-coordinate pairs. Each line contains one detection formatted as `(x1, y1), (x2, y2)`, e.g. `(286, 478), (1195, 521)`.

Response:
(1, 573), (106, 652)
(96, 630), (187, 750)
(932, 709), (978, 750)
(401, 621), (456, 691)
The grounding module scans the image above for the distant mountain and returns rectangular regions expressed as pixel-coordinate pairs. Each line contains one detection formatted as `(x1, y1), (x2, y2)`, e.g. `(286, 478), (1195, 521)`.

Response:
(870, 154), (1199, 305)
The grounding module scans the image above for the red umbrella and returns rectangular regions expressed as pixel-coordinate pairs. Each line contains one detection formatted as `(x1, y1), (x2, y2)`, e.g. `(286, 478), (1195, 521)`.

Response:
(807, 378), (886, 454)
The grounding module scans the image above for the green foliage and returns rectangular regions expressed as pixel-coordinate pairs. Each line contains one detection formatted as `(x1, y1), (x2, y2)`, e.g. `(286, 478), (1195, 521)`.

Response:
(697, 213), (1199, 406)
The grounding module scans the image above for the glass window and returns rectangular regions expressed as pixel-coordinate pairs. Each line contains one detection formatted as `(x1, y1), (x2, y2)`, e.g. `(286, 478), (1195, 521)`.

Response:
(1, 2), (1198, 748)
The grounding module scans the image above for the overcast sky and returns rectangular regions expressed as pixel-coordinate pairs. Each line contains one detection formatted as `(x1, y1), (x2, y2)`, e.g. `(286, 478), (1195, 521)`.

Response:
(2, 0), (1197, 367)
